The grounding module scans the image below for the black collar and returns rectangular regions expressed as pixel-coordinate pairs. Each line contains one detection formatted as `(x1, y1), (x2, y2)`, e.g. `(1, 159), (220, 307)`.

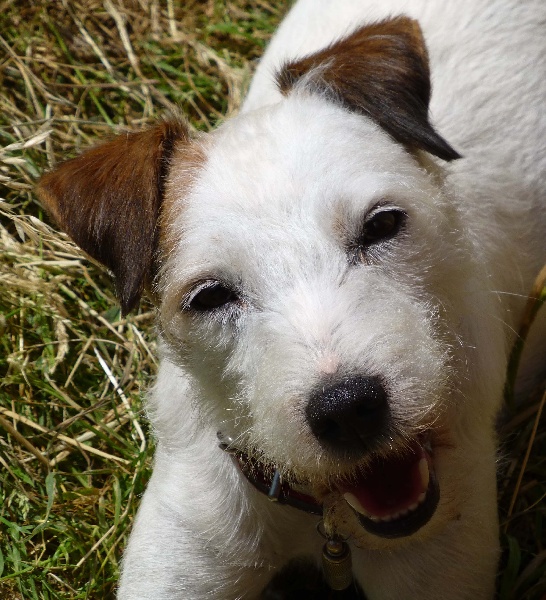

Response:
(218, 433), (323, 516)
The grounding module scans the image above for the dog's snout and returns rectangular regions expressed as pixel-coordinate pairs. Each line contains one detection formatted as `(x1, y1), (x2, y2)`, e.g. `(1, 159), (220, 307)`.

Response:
(306, 376), (389, 456)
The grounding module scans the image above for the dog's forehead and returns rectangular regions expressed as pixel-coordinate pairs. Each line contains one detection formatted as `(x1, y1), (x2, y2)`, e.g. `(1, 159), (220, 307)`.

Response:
(165, 95), (431, 277)
(198, 95), (419, 215)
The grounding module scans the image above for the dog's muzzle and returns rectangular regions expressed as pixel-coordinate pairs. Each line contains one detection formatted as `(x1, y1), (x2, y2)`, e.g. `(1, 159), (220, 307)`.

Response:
(306, 376), (440, 538)
(221, 375), (440, 541)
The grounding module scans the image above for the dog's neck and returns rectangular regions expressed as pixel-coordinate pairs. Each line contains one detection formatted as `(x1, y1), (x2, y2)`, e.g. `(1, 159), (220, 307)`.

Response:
(218, 432), (357, 593)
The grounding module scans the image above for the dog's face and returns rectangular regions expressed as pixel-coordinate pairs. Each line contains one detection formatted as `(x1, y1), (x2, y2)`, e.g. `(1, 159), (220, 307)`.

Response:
(37, 17), (502, 549)
(161, 93), (455, 469)
(159, 93), (471, 543)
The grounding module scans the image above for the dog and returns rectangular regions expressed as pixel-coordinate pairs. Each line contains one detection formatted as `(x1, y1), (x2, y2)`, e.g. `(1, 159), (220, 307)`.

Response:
(37, 0), (545, 598)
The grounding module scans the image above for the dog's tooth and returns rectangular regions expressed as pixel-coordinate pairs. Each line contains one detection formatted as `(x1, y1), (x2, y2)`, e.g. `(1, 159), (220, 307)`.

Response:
(417, 491), (427, 504)
(343, 492), (371, 518)
(418, 457), (430, 490)
(408, 502), (419, 512)
(380, 514), (393, 522)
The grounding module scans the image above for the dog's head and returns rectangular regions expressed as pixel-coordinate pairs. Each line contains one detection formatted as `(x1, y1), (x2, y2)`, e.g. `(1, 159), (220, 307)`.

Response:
(38, 17), (500, 546)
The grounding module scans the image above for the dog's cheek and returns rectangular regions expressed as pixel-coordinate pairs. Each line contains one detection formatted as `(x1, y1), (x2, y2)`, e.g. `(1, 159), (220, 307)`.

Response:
(214, 310), (321, 465)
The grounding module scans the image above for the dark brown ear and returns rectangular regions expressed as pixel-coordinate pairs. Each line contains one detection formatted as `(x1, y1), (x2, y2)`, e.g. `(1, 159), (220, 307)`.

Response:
(276, 17), (460, 161)
(37, 120), (190, 314)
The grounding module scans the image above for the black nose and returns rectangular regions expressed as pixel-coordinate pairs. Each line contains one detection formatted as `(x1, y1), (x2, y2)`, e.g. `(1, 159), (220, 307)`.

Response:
(306, 376), (389, 457)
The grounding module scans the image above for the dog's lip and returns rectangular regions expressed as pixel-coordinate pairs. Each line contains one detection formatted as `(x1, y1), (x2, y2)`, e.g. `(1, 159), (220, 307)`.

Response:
(336, 439), (440, 538)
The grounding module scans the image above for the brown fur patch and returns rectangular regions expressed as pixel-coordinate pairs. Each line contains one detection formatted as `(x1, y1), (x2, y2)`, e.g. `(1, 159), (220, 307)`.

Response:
(37, 120), (190, 314)
(159, 138), (208, 264)
(276, 16), (460, 161)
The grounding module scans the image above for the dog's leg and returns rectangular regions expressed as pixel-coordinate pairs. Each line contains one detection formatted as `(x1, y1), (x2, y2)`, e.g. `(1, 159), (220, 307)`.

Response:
(118, 428), (320, 599)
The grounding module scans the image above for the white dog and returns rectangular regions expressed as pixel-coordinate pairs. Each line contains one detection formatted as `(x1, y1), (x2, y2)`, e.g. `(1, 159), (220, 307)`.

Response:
(38, 0), (545, 598)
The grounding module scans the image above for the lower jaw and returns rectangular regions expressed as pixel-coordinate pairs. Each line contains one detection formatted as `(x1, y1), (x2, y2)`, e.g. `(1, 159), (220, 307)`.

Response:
(352, 471), (441, 539)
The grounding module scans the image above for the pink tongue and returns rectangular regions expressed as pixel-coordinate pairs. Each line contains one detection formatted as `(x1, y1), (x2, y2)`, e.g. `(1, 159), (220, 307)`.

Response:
(339, 444), (426, 518)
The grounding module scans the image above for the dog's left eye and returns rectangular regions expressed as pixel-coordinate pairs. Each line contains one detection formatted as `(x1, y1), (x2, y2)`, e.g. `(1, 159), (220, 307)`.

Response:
(187, 282), (237, 312)
(363, 209), (406, 244)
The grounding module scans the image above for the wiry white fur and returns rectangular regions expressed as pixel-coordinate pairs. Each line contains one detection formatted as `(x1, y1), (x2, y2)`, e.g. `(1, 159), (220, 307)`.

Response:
(118, 1), (546, 598)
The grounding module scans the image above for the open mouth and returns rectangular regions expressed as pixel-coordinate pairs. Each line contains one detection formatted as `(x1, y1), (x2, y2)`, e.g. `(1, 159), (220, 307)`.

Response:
(336, 439), (439, 538)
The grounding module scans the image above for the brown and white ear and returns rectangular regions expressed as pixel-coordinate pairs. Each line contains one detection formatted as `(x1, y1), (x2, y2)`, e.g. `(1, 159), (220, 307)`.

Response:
(276, 16), (460, 161)
(37, 120), (189, 314)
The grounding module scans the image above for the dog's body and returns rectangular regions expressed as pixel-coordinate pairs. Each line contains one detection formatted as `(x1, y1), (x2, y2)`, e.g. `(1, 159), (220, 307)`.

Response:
(37, 1), (545, 598)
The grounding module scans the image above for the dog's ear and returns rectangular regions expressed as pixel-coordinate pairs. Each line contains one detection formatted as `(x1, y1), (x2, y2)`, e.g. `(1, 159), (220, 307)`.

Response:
(37, 120), (190, 315)
(276, 16), (460, 161)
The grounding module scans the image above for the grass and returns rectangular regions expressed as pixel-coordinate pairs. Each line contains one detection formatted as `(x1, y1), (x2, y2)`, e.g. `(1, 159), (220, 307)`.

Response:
(0, 1), (544, 598)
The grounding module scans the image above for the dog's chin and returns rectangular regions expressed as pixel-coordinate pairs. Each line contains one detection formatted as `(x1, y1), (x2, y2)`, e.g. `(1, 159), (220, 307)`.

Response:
(330, 438), (440, 540)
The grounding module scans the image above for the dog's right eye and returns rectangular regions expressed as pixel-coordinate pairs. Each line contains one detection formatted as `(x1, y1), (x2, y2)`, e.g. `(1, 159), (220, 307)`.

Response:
(186, 281), (237, 312)
(362, 209), (406, 244)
